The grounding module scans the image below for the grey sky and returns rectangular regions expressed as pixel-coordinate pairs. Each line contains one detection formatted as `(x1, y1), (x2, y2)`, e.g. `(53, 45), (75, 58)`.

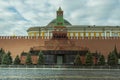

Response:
(0, 0), (120, 36)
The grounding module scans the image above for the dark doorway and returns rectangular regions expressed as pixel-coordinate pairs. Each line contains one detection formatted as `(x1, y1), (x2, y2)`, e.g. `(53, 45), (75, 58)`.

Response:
(56, 55), (63, 64)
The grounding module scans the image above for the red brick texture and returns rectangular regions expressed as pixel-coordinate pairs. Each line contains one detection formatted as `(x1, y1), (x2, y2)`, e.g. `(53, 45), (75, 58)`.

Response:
(0, 36), (119, 60)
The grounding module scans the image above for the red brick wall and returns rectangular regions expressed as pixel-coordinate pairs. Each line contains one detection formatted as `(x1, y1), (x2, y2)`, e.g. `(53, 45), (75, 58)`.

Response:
(0, 36), (45, 58)
(0, 36), (120, 60)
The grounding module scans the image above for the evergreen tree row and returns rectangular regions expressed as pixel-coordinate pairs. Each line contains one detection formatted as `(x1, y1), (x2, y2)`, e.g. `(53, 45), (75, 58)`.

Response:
(25, 51), (44, 65)
(0, 48), (44, 65)
(0, 46), (119, 66)
(0, 49), (13, 65)
(74, 46), (118, 66)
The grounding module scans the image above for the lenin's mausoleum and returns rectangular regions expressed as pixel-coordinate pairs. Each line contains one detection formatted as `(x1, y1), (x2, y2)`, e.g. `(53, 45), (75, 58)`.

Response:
(0, 7), (120, 64)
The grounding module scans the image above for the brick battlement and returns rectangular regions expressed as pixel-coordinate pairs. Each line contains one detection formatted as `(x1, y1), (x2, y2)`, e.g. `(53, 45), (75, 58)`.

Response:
(0, 36), (40, 39)
(0, 36), (120, 40)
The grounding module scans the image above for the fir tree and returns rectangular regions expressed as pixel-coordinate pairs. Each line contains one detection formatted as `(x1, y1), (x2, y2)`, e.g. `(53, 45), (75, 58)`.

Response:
(1, 51), (12, 65)
(108, 52), (118, 66)
(85, 52), (93, 66)
(7, 52), (12, 65)
(0, 48), (5, 64)
(14, 55), (21, 65)
(26, 53), (32, 65)
(74, 54), (82, 65)
(38, 51), (44, 65)
(98, 54), (105, 65)
(113, 45), (118, 57)
(1, 54), (8, 65)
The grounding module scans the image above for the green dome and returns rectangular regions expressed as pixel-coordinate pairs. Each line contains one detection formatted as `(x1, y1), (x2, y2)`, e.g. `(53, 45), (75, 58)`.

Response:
(47, 19), (72, 27)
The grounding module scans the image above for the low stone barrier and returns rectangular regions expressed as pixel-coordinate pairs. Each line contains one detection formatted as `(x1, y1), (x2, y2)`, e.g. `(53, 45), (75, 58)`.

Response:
(0, 65), (120, 69)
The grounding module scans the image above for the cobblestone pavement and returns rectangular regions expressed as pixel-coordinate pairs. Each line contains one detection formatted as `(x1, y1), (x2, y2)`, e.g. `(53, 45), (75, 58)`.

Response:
(0, 68), (120, 80)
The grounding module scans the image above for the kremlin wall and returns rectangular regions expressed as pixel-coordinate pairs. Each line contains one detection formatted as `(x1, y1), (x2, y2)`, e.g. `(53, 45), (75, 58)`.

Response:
(0, 36), (120, 59)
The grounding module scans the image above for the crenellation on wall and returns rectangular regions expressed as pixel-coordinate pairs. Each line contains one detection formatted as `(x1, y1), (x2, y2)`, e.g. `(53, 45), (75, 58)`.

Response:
(0, 36), (120, 40)
(0, 36), (42, 40)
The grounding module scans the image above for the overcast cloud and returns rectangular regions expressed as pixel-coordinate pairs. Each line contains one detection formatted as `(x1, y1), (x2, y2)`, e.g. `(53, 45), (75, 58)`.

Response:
(0, 0), (120, 36)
